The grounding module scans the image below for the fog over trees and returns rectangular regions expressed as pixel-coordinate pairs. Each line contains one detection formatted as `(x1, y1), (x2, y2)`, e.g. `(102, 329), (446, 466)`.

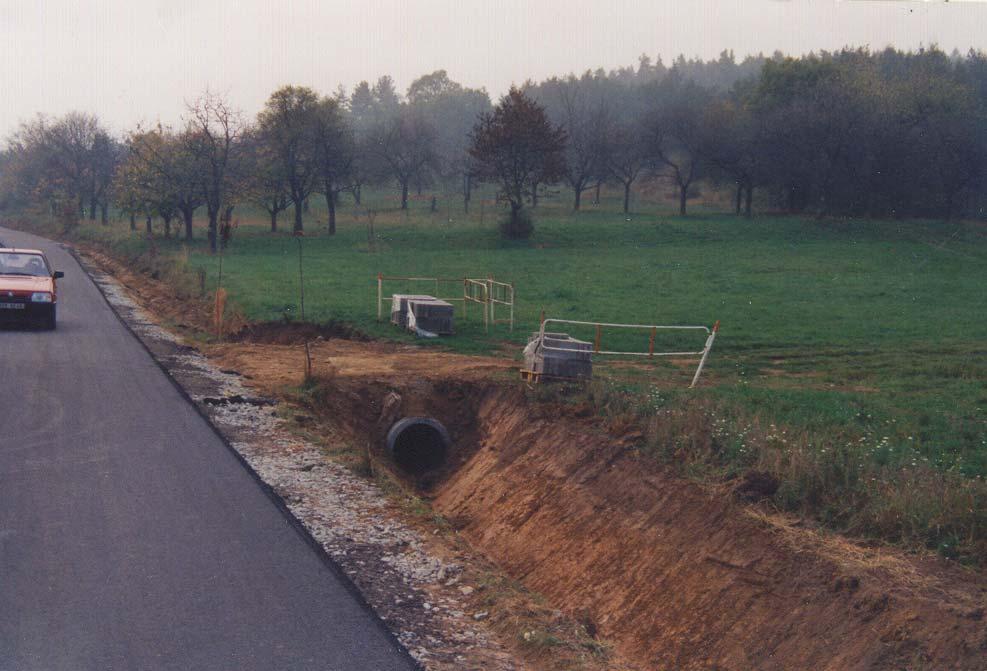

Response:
(3, 46), (987, 241)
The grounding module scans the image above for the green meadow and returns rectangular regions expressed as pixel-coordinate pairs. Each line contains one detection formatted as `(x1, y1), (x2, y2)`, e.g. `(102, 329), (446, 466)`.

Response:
(48, 186), (987, 561)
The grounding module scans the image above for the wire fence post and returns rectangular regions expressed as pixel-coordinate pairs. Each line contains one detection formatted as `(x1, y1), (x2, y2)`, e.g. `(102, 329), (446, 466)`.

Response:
(377, 272), (383, 322)
(487, 276), (493, 331)
(296, 234), (305, 321)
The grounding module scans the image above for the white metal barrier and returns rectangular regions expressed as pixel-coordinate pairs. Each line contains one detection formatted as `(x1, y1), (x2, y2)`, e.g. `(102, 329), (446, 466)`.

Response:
(485, 279), (515, 332)
(463, 278), (490, 329)
(538, 318), (720, 387)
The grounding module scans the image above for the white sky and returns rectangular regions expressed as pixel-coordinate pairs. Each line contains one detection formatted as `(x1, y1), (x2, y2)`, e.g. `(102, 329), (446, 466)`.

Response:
(1, 0), (986, 138)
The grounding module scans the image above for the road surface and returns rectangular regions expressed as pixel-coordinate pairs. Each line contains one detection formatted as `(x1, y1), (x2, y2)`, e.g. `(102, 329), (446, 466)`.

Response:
(0, 226), (416, 670)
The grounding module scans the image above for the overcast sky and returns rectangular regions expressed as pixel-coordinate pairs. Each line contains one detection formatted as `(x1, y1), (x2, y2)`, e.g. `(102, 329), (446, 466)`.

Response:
(1, 0), (986, 138)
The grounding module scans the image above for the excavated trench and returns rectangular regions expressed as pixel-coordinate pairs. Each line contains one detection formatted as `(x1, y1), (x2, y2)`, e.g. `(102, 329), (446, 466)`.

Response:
(305, 377), (987, 671)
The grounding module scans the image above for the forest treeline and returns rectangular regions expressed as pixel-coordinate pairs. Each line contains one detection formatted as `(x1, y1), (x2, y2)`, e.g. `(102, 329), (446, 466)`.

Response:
(1, 46), (986, 247)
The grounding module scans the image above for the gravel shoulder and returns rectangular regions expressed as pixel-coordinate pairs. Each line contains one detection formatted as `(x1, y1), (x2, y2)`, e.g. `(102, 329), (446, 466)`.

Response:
(75, 249), (526, 671)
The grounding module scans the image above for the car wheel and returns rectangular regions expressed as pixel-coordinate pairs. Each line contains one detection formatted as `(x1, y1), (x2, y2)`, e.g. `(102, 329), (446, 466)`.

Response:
(44, 306), (56, 330)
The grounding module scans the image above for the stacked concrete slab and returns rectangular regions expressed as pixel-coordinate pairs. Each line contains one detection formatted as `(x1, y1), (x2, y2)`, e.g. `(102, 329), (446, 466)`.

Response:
(408, 298), (455, 335)
(523, 331), (593, 379)
(390, 294), (434, 327)
(390, 294), (455, 335)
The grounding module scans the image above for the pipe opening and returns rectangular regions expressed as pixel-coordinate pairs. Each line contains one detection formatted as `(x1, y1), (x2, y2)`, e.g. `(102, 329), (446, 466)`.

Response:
(386, 417), (450, 474)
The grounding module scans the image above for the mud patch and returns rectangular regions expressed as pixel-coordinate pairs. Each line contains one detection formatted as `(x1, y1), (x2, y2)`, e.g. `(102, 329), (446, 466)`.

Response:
(229, 320), (371, 344)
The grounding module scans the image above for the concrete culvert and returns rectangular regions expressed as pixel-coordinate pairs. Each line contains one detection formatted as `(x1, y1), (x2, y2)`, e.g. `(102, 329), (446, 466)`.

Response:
(386, 417), (451, 474)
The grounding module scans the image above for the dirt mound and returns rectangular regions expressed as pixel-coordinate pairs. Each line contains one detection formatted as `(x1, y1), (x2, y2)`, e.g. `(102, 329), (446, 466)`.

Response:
(427, 390), (987, 671)
(228, 320), (370, 345)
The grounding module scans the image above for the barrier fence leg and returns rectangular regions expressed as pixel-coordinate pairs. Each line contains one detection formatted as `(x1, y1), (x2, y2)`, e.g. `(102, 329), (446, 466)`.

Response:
(487, 278), (493, 333)
(690, 321), (720, 389)
(509, 283), (514, 332)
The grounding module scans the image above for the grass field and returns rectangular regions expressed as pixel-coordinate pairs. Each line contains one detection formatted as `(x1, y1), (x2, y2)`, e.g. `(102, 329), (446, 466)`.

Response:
(25, 184), (987, 561)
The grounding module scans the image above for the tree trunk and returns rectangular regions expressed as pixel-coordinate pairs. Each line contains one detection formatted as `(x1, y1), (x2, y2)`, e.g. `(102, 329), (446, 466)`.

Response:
(400, 182), (409, 210)
(353, 183), (362, 205)
(303, 198), (310, 213)
(463, 173), (471, 213)
(182, 207), (194, 241)
(208, 209), (219, 253)
(531, 181), (539, 208)
(270, 208), (278, 232)
(145, 215), (153, 235)
(78, 195), (85, 220)
(325, 184), (337, 235)
(736, 183), (743, 215)
(89, 195), (97, 221)
(594, 181), (601, 205)
(679, 183), (688, 216)
(573, 185), (582, 210)
(508, 202), (522, 239)
(623, 181), (631, 214)
(129, 213), (136, 231)
(745, 185), (753, 217)
(100, 203), (108, 225)
(163, 215), (172, 238)
(293, 200), (304, 233)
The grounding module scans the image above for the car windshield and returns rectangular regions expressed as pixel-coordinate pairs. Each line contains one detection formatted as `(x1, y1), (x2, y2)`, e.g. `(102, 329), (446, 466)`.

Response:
(0, 253), (49, 277)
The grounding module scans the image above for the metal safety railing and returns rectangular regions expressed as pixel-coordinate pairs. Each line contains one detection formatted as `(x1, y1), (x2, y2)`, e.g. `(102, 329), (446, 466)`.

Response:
(484, 279), (514, 332)
(538, 318), (720, 388)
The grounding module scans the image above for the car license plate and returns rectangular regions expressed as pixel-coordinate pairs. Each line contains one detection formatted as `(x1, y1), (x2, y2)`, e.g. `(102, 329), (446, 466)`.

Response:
(0, 302), (24, 310)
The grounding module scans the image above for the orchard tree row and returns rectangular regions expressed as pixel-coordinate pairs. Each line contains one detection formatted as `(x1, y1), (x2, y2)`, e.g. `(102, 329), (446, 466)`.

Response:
(2, 46), (987, 244)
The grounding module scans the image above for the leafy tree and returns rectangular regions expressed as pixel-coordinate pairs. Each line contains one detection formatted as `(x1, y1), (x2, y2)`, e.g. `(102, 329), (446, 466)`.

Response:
(469, 87), (566, 238)
(313, 96), (355, 234)
(127, 125), (206, 240)
(606, 118), (650, 214)
(645, 76), (713, 215)
(182, 93), (247, 251)
(257, 85), (321, 233)
(531, 75), (610, 210)
(369, 106), (438, 210)
(241, 128), (289, 232)
(407, 70), (491, 211)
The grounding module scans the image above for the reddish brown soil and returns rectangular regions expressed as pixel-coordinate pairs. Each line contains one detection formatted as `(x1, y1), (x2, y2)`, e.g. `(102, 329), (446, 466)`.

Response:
(431, 390), (987, 670)
(84, 245), (987, 671)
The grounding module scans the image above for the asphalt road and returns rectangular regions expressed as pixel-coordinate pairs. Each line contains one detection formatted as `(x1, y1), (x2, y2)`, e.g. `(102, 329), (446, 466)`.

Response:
(0, 226), (416, 670)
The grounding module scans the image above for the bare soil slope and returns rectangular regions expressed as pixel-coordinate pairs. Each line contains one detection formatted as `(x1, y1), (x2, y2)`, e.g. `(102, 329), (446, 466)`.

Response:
(432, 390), (987, 670)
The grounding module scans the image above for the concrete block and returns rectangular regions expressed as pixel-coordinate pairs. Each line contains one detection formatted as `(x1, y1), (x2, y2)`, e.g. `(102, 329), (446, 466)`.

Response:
(390, 294), (435, 327)
(408, 298), (455, 335)
(524, 332), (593, 379)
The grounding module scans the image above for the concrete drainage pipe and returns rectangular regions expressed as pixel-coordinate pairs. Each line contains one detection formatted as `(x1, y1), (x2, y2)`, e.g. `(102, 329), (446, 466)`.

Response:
(386, 417), (451, 474)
